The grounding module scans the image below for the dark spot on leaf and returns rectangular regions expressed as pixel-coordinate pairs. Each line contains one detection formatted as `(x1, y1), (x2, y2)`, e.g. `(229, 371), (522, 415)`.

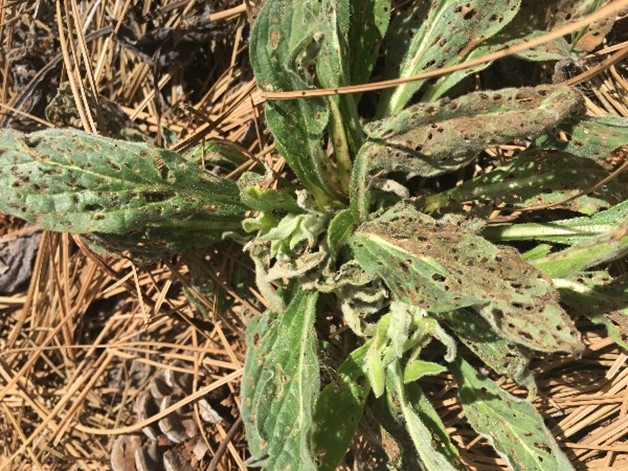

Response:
(85, 204), (104, 212)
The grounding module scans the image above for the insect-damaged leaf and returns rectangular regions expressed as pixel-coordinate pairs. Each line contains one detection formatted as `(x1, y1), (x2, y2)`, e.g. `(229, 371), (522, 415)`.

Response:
(377, 0), (521, 116)
(534, 114), (628, 163)
(241, 290), (320, 470)
(350, 203), (583, 353)
(424, 150), (626, 215)
(451, 356), (574, 471)
(312, 342), (371, 471)
(0, 129), (245, 253)
(439, 309), (534, 390)
(351, 85), (584, 220)
(249, 0), (342, 203)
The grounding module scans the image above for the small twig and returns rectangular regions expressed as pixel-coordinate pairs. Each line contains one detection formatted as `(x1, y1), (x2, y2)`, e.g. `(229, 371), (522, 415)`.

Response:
(207, 416), (243, 471)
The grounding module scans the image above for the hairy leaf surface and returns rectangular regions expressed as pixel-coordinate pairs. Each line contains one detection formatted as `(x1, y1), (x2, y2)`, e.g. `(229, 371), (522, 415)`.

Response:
(388, 363), (463, 470)
(352, 86), (584, 220)
(425, 150), (626, 215)
(250, 0), (340, 202)
(440, 310), (533, 389)
(534, 114), (628, 163)
(0, 129), (245, 252)
(350, 203), (583, 353)
(559, 272), (628, 349)
(241, 290), (320, 469)
(483, 200), (628, 245)
(531, 222), (628, 278)
(312, 342), (371, 471)
(378, 0), (521, 116)
(451, 357), (574, 471)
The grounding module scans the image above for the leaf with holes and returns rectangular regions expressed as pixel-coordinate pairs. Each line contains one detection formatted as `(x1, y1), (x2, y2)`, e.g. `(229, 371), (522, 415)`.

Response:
(0, 129), (245, 253)
(350, 203), (583, 353)
(250, 0), (343, 203)
(351, 85), (584, 220)
(424, 150), (626, 215)
(534, 114), (628, 163)
(377, 0), (521, 116)
(348, 0), (391, 85)
(559, 272), (628, 349)
(241, 290), (320, 469)
(451, 356), (574, 471)
(439, 309), (534, 390)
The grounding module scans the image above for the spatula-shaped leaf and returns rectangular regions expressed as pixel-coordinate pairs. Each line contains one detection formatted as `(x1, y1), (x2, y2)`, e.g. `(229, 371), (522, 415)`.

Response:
(350, 203), (583, 353)
(241, 290), (320, 470)
(0, 129), (245, 253)
(377, 0), (521, 116)
(250, 0), (342, 203)
(451, 356), (574, 471)
(312, 342), (371, 471)
(424, 150), (626, 215)
(352, 86), (584, 220)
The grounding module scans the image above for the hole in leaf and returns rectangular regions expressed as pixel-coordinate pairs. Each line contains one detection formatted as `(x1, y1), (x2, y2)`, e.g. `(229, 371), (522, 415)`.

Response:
(85, 203), (104, 212)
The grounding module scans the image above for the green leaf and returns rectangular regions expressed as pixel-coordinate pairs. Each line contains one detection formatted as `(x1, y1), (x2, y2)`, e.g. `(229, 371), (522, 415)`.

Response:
(249, 0), (342, 203)
(348, 0), (391, 85)
(313, 0), (358, 187)
(424, 150), (626, 215)
(483, 200), (628, 245)
(377, 0), (521, 116)
(0, 129), (245, 253)
(422, 30), (568, 102)
(238, 172), (301, 214)
(403, 360), (447, 383)
(451, 356), (574, 471)
(440, 310), (534, 391)
(352, 85), (584, 221)
(531, 221), (628, 278)
(327, 208), (355, 260)
(241, 290), (320, 469)
(365, 341), (386, 398)
(534, 114), (628, 162)
(558, 272), (628, 349)
(388, 362), (464, 470)
(350, 203), (583, 353)
(312, 342), (371, 471)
